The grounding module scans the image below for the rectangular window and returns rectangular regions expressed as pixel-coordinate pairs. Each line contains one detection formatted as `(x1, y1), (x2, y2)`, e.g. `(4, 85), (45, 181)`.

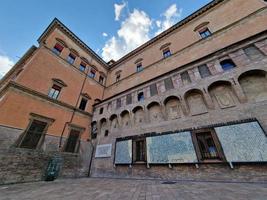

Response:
(192, 129), (225, 161)
(137, 92), (144, 102)
(133, 139), (146, 162)
(79, 98), (88, 111)
(163, 48), (172, 58)
(244, 45), (264, 60)
(48, 84), (61, 99)
(79, 62), (86, 72)
(52, 43), (63, 55)
(136, 63), (143, 72)
(181, 71), (191, 85)
(164, 77), (174, 90)
(99, 76), (104, 84)
(88, 70), (96, 79)
(199, 28), (211, 39)
(19, 120), (47, 149)
(116, 99), (121, 109)
(64, 129), (80, 153)
(126, 94), (132, 105)
(116, 74), (121, 82)
(99, 107), (104, 114)
(150, 84), (158, 96)
(67, 53), (76, 64)
(198, 64), (211, 78)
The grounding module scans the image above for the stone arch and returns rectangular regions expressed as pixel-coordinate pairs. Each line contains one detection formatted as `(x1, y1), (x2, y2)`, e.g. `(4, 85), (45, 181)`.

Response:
(163, 96), (182, 120)
(120, 110), (131, 128)
(147, 102), (163, 122)
(132, 106), (145, 125)
(184, 89), (208, 116)
(100, 118), (107, 135)
(238, 70), (267, 102)
(109, 114), (119, 130)
(208, 81), (237, 109)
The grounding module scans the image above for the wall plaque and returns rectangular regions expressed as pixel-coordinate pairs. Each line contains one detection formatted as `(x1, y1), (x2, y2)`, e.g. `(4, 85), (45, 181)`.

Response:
(115, 140), (132, 164)
(95, 144), (112, 158)
(146, 131), (198, 164)
(215, 121), (267, 162)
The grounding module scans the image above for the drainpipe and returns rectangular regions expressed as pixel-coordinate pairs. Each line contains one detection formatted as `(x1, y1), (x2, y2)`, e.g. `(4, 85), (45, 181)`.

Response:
(59, 57), (92, 149)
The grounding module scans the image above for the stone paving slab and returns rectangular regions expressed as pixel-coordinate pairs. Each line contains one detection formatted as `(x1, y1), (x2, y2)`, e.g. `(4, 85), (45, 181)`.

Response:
(0, 178), (266, 200)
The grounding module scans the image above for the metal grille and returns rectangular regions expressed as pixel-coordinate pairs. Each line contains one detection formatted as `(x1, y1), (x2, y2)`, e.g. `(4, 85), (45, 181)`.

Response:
(20, 120), (47, 149)
(65, 130), (80, 153)
(196, 132), (219, 160)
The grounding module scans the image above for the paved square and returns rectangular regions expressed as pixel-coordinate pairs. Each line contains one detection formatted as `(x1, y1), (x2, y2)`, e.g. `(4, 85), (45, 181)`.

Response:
(0, 178), (266, 200)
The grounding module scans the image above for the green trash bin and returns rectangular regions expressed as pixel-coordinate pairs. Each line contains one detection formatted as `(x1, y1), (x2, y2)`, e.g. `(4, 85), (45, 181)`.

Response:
(45, 155), (63, 181)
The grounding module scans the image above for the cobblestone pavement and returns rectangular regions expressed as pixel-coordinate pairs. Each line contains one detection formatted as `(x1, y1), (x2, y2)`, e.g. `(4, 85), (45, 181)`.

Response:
(0, 178), (266, 200)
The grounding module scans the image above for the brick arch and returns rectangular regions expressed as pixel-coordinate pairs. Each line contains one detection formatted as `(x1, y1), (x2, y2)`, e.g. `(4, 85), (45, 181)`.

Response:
(208, 80), (237, 109)
(163, 96), (182, 120)
(238, 69), (267, 103)
(184, 89), (208, 116)
(120, 110), (131, 128)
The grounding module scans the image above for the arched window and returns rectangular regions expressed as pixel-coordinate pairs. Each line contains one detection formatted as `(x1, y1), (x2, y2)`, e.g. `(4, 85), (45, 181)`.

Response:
(220, 59), (236, 71)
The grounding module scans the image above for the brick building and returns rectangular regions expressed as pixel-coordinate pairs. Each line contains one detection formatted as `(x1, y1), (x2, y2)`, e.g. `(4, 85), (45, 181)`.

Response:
(0, 0), (267, 184)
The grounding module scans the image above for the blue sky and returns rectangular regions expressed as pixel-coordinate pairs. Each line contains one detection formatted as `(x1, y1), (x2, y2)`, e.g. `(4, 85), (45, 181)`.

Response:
(0, 0), (211, 78)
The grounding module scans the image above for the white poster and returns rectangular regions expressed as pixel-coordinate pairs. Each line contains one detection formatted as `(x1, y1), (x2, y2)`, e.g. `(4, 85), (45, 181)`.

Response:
(95, 144), (112, 158)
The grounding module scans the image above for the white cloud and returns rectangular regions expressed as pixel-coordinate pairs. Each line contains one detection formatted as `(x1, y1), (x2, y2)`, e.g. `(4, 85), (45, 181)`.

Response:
(102, 9), (152, 61)
(155, 4), (182, 36)
(101, 4), (183, 61)
(0, 54), (14, 79)
(114, 2), (126, 21)
(102, 32), (108, 37)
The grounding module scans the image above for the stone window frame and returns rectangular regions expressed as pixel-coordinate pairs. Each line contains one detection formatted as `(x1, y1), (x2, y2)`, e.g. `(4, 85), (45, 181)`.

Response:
(63, 124), (85, 154)
(78, 93), (91, 111)
(16, 113), (55, 150)
(191, 128), (226, 163)
(48, 78), (67, 100)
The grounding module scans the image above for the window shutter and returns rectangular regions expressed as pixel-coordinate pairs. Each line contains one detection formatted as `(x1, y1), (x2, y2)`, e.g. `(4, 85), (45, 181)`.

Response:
(150, 84), (158, 96)
(164, 78), (174, 91)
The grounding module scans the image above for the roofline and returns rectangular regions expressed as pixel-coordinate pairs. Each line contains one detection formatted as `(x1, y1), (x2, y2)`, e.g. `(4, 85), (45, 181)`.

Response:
(110, 0), (225, 68)
(0, 45), (37, 85)
(37, 18), (109, 68)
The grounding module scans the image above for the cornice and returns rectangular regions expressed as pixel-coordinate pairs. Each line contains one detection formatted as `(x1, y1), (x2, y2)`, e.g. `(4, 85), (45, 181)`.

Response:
(0, 81), (92, 117)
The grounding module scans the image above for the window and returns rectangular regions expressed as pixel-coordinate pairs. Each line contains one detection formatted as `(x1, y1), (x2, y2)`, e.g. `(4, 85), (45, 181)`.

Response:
(99, 76), (104, 84)
(164, 78), (174, 90)
(52, 43), (64, 55)
(79, 98), (88, 111)
(163, 48), (172, 58)
(79, 62), (86, 72)
(67, 53), (76, 64)
(116, 99), (121, 109)
(88, 70), (96, 79)
(199, 28), (211, 39)
(133, 139), (146, 162)
(64, 129), (80, 153)
(198, 64), (211, 78)
(99, 107), (104, 114)
(150, 84), (158, 96)
(244, 45), (264, 60)
(116, 74), (121, 82)
(181, 71), (191, 85)
(104, 130), (109, 137)
(192, 129), (224, 161)
(136, 63), (143, 72)
(91, 122), (97, 139)
(48, 84), (61, 99)
(19, 120), (47, 149)
(220, 59), (236, 71)
(137, 92), (144, 102)
(126, 94), (132, 105)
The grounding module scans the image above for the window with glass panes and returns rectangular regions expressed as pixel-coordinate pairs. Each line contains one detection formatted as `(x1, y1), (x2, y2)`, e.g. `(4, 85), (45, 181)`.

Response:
(79, 62), (86, 72)
(163, 48), (172, 58)
(48, 84), (61, 99)
(52, 43), (64, 55)
(199, 28), (211, 39)
(67, 53), (76, 64)
(64, 129), (80, 153)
